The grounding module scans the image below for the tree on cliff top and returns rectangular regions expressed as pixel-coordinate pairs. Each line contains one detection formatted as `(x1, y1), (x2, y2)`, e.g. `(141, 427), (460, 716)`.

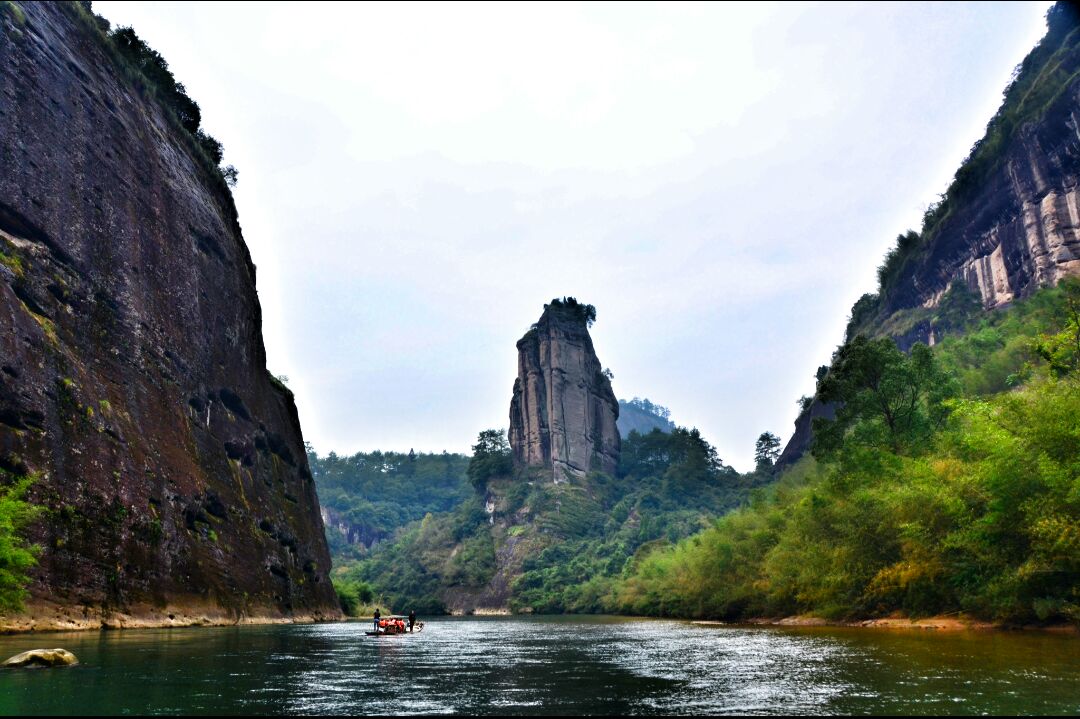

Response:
(545, 297), (597, 327)
(81, 6), (238, 188)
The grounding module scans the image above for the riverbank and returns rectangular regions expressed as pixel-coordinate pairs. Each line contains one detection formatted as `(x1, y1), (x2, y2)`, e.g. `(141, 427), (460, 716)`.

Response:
(0, 599), (343, 634)
(690, 615), (1080, 633)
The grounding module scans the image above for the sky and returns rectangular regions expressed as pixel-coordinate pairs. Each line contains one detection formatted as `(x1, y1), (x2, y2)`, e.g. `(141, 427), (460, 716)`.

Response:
(95, 1), (1053, 471)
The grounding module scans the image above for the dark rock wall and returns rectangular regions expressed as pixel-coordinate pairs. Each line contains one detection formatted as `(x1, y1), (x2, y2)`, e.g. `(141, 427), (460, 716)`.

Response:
(0, 2), (338, 626)
(884, 28), (1080, 318)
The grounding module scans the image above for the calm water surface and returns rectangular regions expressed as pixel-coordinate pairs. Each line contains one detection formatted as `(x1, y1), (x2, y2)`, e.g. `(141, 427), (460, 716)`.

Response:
(0, 615), (1078, 715)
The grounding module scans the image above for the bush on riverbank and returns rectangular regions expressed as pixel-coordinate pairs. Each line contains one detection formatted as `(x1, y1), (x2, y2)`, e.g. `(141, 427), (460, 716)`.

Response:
(612, 282), (1080, 625)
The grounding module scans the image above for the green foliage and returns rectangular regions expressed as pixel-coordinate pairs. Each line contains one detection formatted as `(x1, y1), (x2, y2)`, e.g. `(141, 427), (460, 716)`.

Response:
(754, 432), (782, 472)
(813, 337), (957, 457)
(544, 297), (597, 327)
(933, 277), (1080, 395)
(623, 398), (671, 421)
(876, 230), (921, 300)
(333, 576), (375, 616)
(1033, 277), (1080, 375)
(845, 293), (880, 341)
(352, 423), (754, 614)
(0, 471), (41, 613)
(347, 497), (495, 614)
(614, 284), (1080, 624)
(108, 26), (201, 133)
(311, 448), (471, 565)
(0, 250), (26, 278)
(467, 429), (512, 491)
(1, 1), (27, 26)
(617, 397), (676, 436)
(504, 428), (751, 613)
(70, 4), (238, 187)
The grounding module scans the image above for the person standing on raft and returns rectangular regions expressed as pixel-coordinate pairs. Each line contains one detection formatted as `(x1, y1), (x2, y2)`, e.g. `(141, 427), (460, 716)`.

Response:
(373, 607), (381, 633)
(408, 609), (416, 632)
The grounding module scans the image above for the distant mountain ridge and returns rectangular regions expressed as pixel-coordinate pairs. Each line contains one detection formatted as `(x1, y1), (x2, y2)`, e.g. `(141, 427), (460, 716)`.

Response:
(617, 398), (675, 438)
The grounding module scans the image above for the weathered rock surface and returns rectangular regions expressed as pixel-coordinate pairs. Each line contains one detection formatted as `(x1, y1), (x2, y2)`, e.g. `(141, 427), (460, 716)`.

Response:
(0, 3), (339, 629)
(509, 301), (620, 482)
(2, 648), (78, 668)
(883, 8), (1080, 321)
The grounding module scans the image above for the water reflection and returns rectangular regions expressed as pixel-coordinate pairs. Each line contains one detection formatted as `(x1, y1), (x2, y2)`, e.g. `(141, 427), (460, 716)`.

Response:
(0, 616), (1077, 715)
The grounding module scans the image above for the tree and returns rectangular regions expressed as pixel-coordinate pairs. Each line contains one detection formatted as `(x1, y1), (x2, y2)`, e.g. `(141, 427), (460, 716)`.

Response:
(813, 336), (957, 459)
(0, 474), (40, 612)
(467, 429), (512, 491)
(754, 432), (782, 472)
(1034, 278), (1080, 375)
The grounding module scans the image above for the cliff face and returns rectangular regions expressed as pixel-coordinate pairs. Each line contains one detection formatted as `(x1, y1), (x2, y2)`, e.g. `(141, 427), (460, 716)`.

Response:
(893, 88), (1080, 317)
(509, 302), (620, 482)
(774, 399), (836, 472)
(879, 5), (1080, 328)
(0, 3), (339, 628)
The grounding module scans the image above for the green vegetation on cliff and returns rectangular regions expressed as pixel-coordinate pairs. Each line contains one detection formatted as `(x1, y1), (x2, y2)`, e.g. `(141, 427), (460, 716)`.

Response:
(613, 280), (1080, 624)
(0, 471), (40, 612)
(847, 2), (1080, 338)
(72, 2), (238, 188)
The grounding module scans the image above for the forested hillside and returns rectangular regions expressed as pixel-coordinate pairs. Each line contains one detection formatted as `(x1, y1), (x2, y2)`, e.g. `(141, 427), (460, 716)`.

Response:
(609, 220), (1080, 626)
(327, 427), (765, 614)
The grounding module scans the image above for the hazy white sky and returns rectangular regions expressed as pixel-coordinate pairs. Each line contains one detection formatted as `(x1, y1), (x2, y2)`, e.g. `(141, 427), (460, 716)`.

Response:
(96, 1), (1051, 470)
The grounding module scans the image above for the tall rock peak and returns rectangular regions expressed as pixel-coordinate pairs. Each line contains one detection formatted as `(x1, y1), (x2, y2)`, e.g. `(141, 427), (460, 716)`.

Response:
(509, 299), (620, 482)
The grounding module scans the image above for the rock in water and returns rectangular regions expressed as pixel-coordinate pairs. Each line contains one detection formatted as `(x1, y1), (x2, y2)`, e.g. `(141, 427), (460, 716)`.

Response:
(2, 649), (78, 668)
(509, 300), (619, 482)
(0, 3), (339, 628)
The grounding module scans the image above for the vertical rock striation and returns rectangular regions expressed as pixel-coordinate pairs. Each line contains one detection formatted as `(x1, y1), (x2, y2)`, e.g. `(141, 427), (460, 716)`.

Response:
(0, 2), (338, 629)
(509, 300), (620, 482)
(880, 4), (1080, 323)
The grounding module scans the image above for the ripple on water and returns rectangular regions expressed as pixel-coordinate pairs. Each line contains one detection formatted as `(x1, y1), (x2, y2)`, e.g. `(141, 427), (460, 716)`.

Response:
(0, 617), (1078, 715)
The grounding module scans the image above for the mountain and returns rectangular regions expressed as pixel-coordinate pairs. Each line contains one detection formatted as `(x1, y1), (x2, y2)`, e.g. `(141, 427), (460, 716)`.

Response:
(346, 300), (750, 616)
(0, 2), (338, 629)
(848, 2), (1080, 347)
(780, 2), (1080, 466)
(617, 398), (676, 438)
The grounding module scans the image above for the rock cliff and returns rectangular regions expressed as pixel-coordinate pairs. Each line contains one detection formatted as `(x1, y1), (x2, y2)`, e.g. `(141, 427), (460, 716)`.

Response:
(509, 299), (620, 482)
(866, 3), (1080, 340)
(0, 2), (339, 629)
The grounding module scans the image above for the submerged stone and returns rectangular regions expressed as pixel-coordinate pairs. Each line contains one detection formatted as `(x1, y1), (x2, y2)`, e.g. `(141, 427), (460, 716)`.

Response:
(2, 649), (78, 668)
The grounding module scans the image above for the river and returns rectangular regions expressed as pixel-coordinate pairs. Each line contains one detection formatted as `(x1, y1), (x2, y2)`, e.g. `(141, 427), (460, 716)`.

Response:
(0, 615), (1077, 715)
